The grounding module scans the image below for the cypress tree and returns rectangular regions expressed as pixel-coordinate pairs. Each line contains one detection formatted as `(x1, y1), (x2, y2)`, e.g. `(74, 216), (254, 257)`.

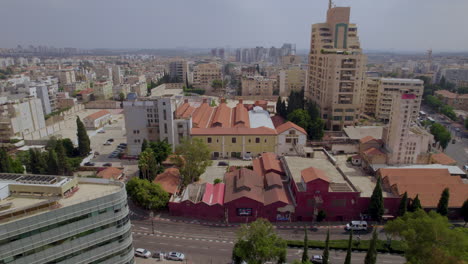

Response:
(364, 229), (378, 264)
(323, 229), (330, 264)
(398, 192), (408, 216)
(46, 149), (59, 175)
(55, 141), (69, 175)
(141, 139), (149, 153)
(369, 176), (384, 221)
(29, 148), (46, 174)
(410, 195), (422, 212)
(0, 148), (12, 173)
(436, 188), (450, 216)
(461, 199), (468, 227)
(76, 117), (90, 156)
(302, 228), (308, 263)
(276, 96), (282, 116)
(344, 230), (353, 264)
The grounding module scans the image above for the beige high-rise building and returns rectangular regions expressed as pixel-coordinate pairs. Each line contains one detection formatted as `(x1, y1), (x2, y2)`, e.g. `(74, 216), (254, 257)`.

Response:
(241, 76), (276, 96)
(193, 63), (222, 93)
(307, 5), (366, 131)
(168, 60), (188, 84)
(363, 78), (424, 122)
(93, 80), (113, 100)
(279, 67), (307, 97)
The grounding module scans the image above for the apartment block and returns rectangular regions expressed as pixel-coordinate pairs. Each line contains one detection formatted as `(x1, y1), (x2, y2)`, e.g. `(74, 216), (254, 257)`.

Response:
(307, 6), (367, 130)
(93, 80), (113, 100)
(435, 90), (468, 111)
(168, 61), (188, 84)
(112, 65), (123, 85)
(123, 97), (191, 156)
(364, 78), (424, 122)
(0, 174), (134, 264)
(279, 67), (307, 97)
(192, 63), (222, 93)
(54, 68), (76, 85)
(241, 76), (276, 96)
(0, 97), (46, 140)
(94, 65), (113, 81)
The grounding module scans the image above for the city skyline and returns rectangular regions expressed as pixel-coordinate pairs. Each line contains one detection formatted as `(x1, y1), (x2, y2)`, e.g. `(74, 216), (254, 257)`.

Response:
(1, 0), (467, 52)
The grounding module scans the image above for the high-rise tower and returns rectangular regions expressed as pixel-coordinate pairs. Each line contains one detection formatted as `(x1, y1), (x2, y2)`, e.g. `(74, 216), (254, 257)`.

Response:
(306, 3), (367, 131)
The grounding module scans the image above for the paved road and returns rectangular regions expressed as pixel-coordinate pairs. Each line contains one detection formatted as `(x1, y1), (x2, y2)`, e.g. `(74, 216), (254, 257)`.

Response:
(131, 229), (405, 264)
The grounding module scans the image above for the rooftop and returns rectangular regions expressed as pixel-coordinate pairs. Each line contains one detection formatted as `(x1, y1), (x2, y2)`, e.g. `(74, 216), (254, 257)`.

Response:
(84, 110), (111, 121)
(343, 126), (384, 140)
(371, 164), (466, 176)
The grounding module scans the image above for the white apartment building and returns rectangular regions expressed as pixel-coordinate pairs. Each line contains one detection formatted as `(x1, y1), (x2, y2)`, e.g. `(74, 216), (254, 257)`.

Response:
(93, 80), (113, 100)
(363, 78), (424, 122)
(55, 68), (76, 85)
(123, 97), (191, 155)
(241, 76), (276, 96)
(279, 67), (307, 97)
(192, 63), (222, 92)
(382, 91), (433, 165)
(0, 174), (134, 264)
(307, 6), (367, 131)
(0, 97), (46, 140)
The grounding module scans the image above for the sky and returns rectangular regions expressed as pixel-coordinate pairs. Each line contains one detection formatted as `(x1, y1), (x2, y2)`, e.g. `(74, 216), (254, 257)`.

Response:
(0, 0), (467, 52)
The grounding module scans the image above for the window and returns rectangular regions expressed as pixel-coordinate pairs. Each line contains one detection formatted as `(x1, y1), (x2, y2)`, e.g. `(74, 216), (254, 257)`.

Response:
(232, 137), (236, 143)
(333, 116), (342, 121)
(207, 137), (212, 143)
(345, 116), (354, 121)
(255, 138), (260, 143)
(163, 110), (167, 120)
(289, 130), (296, 135)
(286, 138), (292, 143)
(164, 123), (168, 134)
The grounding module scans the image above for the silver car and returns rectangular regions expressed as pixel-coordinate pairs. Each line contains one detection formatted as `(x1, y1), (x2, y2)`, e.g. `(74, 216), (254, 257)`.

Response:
(166, 252), (185, 261)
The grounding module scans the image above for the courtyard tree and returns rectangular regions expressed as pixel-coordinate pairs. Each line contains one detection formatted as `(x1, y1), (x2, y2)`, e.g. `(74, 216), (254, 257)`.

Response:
(126, 177), (169, 210)
(322, 229), (330, 264)
(149, 140), (172, 164)
(368, 176), (384, 221)
(171, 138), (212, 185)
(302, 228), (309, 263)
(398, 192), (408, 216)
(138, 148), (159, 181)
(436, 188), (450, 216)
(409, 194), (422, 212)
(461, 199), (468, 227)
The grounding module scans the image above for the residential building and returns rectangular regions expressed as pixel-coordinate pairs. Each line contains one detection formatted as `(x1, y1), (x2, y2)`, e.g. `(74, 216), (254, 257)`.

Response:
(192, 63), (222, 93)
(276, 121), (307, 156)
(83, 110), (112, 129)
(281, 55), (301, 66)
(94, 65), (113, 81)
(435, 90), (468, 111)
(441, 67), (468, 87)
(306, 5), (367, 130)
(241, 76), (276, 96)
(123, 97), (191, 155)
(93, 80), (113, 100)
(0, 174), (134, 264)
(279, 67), (307, 97)
(54, 68), (76, 85)
(34, 84), (52, 114)
(112, 65), (123, 85)
(63, 81), (89, 93)
(0, 97), (46, 141)
(363, 78), (424, 122)
(168, 61), (188, 84)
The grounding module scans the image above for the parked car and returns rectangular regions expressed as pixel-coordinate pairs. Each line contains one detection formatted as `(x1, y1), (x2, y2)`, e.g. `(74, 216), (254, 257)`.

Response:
(310, 255), (323, 264)
(135, 248), (151, 258)
(345, 221), (368, 231)
(84, 162), (95, 166)
(166, 252), (185, 261)
(97, 130), (105, 133)
(107, 138), (114, 142)
(218, 161), (229, 166)
(242, 155), (252, 161)
(103, 141), (112, 146)
(102, 163), (112, 167)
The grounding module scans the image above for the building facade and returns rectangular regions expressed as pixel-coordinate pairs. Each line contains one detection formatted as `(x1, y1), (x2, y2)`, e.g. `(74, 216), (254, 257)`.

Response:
(241, 76), (276, 96)
(279, 67), (307, 97)
(0, 175), (134, 264)
(168, 61), (188, 84)
(435, 90), (468, 111)
(306, 6), (367, 130)
(193, 63), (222, 93)
(93, 81), (113, 100)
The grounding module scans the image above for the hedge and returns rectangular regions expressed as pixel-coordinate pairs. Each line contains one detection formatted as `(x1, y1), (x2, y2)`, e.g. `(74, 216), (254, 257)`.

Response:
(287, 239), (405, 255)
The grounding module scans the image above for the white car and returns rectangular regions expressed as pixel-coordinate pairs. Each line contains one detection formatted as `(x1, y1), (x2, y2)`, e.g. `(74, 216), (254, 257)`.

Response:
(242, 155), (252, 161)
(135, 248), (151, 258)
(311, 255), (323, 264)
(345, 220), (368, 231)
(166, 252), (185, 261)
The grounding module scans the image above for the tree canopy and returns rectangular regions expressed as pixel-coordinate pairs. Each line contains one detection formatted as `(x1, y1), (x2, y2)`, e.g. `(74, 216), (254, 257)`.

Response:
(429, 123), (452, 150)
(138, 148), (159, 181)
(385, 210), (468, 264)
(126, 177), (169, 210)
(233, 218), (287, 264)
(0, 148), (24, 174)
(171, 138), (212, 185)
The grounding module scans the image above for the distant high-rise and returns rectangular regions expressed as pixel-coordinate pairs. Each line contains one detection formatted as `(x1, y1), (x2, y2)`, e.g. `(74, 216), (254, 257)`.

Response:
(168, 61), (188, 84)
(306, 4), (366, 131)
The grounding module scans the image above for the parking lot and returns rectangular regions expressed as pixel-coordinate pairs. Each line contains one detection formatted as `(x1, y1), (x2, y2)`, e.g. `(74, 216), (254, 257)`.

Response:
(199, 159), (253, 184)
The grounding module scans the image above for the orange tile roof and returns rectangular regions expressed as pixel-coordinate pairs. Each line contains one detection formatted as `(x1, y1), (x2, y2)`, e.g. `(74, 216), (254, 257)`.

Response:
(430, 153), (457, 165)
(301, 167), (330, 183)
(192, 102), (214, 128)
(276, 121), (307, 135)
(191, 127), (277, 135)
(271, 115), (286, 128)
(362, 147), (385, 157)
(360, 136), (375, 144)
(260, 152), (284, 174)
(233, 103), (250, 128)
(153, 168), (181, 195)
(97, 167), (123, 180)
(224, 168), (264, 204)
(84, 110), (111, 121)
(379, 168), (468, 208)
(210, 102), (232, 128)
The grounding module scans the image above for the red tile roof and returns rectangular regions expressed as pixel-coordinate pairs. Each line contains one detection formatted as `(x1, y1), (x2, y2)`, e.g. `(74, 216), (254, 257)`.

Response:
(430, 153), (457, 165)
(202, 183), (225, 205)
(224, 168), (264, 204)
(97, 167), (123, 180)
(233, 103), (250, 128)
(260, 152), (284, 174)
(211, 102), (232, 128)
(77, 88), (94, 95)
(271, 115), (286, 128)
(362, 147), (385, 157)
(301, 167), (330, 183)
(84, 110), (111, 121)
(153, 168), (181, 195)
(191, 127), (277, 135)
(435, 90), (457, 99)
(276, 121), (307, 135)
(380, 168), (468, 208)
(360, 136), (375, 144)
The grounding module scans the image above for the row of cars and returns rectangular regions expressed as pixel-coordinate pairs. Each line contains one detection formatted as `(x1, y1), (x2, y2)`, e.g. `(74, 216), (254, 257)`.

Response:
(109, 142), (127, 158)
(135, 248), (185, 261)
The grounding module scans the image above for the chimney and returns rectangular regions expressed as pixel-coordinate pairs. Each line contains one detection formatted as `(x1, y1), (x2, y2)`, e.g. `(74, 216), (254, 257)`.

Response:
(202, 98), (207, 104)
(184, 99), (188, 103)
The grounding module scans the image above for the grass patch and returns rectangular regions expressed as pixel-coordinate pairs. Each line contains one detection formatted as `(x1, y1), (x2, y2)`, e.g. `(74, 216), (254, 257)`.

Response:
(287, 239), (405, 254)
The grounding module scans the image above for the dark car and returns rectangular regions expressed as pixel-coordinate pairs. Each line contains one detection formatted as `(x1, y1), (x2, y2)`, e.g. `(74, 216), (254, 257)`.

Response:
(107, 138), (114, 142)
(102, 163), (112, 167)
(84, 162), (95, 166)
(218, 161), (229, 166)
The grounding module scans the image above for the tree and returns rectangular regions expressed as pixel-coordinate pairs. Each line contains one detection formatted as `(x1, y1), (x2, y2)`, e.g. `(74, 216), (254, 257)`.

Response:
(287, 90), (305, 115)
(61, 138), (75, 157)
(0, 148), (12, 173)
(55, 140), (69, 175)
(211, 79), (224, 91)
(364, 229), (378, 264)
(430, 123), (451, 150)
(76, 117), (91, 156)
(233, 218), (287, 264)
(398, 192), (408, 216)
(287, 109), (311, 132)
(171, 138), (212, 185)
(126, 177), (169, 210)
(149, 140), (172, 164)
(302, 228), (308, 263)
(46, 149), (59, 175)
(369, 176), (384, 221)
(141, 139), (149, 153)
(316, 210), (326, 222)
(138, 148), (159, 181)
(461, 199), (468, 227)
(436, 188), (450, 216)
(213, 178), (222, 184)
(276, 96), (286, 117)
(322, 229), (330, 264)
(465, 118), (468, 130)
(409, 194), (422, 212)
(385, 210), (468, 264)
(28, 149), (47, 174)
(344, 230), (352, 264)
(118, 92), (125, 102)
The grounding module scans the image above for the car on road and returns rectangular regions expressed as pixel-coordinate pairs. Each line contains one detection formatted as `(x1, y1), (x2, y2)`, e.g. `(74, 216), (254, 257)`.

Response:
(242, 155), (252, 161)
(102, 163), (112, 167)
(107, 138), (114, 142)
(166, 252), (185, 261)
(135, 248), (151, 258)
(310, 255), (323, 264)
(103, 141), (112, 146)
(345, 220), (368, 231)
(97, 130), (105, 133)
(84, 162), (95, 166)
(218, 161), (228, 166)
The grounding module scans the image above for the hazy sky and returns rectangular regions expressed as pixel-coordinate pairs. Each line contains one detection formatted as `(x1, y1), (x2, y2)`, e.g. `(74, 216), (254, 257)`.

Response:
(1, 0), (467, 52)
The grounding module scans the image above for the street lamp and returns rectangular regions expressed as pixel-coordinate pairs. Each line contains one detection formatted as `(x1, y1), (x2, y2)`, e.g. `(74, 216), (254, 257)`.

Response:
(149, 211), (154, 234)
